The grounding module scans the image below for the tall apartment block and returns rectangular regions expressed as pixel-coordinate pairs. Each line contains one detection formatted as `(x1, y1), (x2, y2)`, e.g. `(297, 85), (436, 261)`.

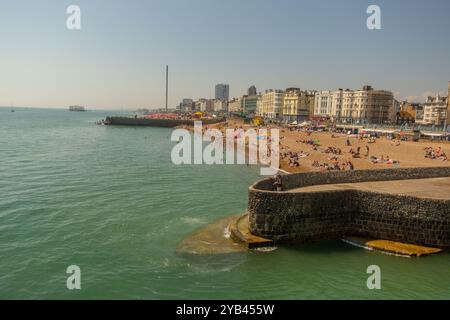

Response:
(215, 84), (230, 101)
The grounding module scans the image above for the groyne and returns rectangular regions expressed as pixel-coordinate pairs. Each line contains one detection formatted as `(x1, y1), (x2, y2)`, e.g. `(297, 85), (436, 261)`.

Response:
(104, 116), (226, 128)
(248, 167), (450, 247)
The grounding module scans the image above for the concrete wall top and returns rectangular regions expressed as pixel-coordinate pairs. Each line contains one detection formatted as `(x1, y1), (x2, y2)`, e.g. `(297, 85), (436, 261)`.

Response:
(251, 167), (450, 193)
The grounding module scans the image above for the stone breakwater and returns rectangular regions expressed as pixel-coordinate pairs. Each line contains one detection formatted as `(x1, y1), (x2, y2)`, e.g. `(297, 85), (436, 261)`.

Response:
(248, 167), (450, 247)
(105, 116), (226, 128)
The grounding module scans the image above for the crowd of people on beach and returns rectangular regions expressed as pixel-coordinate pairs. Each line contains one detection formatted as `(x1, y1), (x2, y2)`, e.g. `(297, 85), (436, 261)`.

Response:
(324, 147), (342, 155)
(312, 160), (355, 171)
(424, 147), (448, 161)
(281, 150), (310, 168)
(200, 118), (450, 172)
(285, 131), (410, 171)
(297, 138), (320, 147)
(279, 126), (449, 171)
(349, 146), (370, 158)
(370, 155), (400, 165)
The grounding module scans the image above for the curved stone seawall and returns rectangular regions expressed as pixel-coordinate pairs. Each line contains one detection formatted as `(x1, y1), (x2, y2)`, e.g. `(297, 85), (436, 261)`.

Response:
(248, 167), (450, 247)
(105, 116), (226, 128)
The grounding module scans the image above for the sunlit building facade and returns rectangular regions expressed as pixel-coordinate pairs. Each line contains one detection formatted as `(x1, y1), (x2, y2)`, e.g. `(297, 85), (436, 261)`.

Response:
(260, 90), (284, 119)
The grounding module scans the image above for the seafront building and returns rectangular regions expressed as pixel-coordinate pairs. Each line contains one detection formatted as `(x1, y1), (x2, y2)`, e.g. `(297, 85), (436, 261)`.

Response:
(175, 80), (450, 127)
(207, 82), (450, 126)
(417, 94), (448, 126)
(228, 97), (243, 113)
(282, 88), (310, 122)
(396, 109), (415, 125)
(260, 90), (284, 119)
(331, 89), (344, 119)
(195, 99), (214, 112)
(342, 86), (393, 124)
(413, 103), (425, 123)
(213, 99), (227, 112)
(242, 95), (259, 114)
(314, 89), (344, 119)
(312, 81), (448, 126)
(226, 85), (261, 115)
(313, 86), (393, 124)
(179, 97), (226, 113)
(314, 90), (333, 116)
(194, 99), (201, 112)
(305, 90), (317, 118)
(215, 84), (230, 101)
(256, 96), (263, 116)
(396, 101), (421, 125)
(179, 99), (194, 112)
(390, 99), (401, 123)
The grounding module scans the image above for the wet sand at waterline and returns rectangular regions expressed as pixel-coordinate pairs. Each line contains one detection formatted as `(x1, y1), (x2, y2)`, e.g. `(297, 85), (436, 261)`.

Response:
(176, 215), (247, 255)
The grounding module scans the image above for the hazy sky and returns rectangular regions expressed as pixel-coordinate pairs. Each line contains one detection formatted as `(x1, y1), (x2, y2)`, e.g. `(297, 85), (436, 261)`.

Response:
(1, 0), (450, 109)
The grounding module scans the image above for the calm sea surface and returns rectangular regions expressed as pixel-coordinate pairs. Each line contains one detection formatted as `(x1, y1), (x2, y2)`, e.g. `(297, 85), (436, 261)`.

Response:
(1, 107), (450, 299)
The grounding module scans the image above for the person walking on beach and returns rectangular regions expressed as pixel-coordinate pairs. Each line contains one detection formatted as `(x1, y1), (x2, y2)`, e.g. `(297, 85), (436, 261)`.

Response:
(348, 161), (355, 171)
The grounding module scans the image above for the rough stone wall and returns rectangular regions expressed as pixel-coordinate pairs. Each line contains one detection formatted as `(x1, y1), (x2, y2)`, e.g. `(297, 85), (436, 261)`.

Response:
(248, 167), (450, 247)
(354, 191), (450, 247)
(248, 190), (354, 243)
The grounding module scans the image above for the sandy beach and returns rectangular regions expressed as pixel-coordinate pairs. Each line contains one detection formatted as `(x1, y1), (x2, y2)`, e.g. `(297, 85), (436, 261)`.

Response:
(277, 129), (450, 173)
(184, 118), (450, 174)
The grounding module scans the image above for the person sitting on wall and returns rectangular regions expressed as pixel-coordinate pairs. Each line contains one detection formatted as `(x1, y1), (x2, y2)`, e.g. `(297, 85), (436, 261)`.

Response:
(273, 174), (283, 192)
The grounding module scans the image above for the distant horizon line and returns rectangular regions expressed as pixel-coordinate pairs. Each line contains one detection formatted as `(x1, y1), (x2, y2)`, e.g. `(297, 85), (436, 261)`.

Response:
(0, 105), (167, 111)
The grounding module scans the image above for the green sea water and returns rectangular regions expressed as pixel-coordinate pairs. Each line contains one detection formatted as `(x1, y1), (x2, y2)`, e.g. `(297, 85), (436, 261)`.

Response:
(1, 107), (450, 300)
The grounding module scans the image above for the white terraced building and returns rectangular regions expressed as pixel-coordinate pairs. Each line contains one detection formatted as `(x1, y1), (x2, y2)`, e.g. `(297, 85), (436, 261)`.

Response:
(417, 94), (448, 126)
(314, 86), (393, 124)
(314, 91), (333, 116)
(314, 90), (344, 119)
